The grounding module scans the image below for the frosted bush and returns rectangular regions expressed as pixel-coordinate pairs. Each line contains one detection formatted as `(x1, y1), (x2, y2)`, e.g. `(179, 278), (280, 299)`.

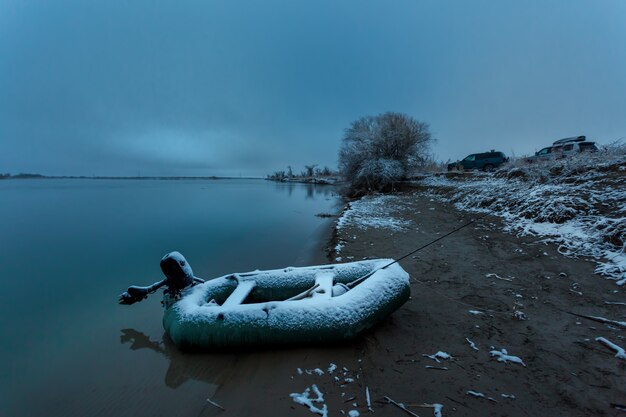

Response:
(338, 112), (432, 195)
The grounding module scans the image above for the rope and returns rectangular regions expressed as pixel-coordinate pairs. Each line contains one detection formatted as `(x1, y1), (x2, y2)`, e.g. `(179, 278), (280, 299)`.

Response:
(346, 211), (491, 289)
(346, 166), (577, 309)
(380, 212), (490, 270)
(371, 164), (582, 274)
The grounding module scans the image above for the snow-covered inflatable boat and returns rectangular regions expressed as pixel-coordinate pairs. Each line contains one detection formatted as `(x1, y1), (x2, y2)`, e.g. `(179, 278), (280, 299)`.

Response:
(120, 252), (410, 351)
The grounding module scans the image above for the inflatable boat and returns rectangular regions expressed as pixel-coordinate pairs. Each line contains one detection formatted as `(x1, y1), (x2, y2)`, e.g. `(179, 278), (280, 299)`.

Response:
(119, 252), (410, 351)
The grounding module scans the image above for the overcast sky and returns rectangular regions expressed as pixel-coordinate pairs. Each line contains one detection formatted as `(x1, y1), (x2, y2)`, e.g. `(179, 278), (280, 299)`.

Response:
(1, 0), (625, 176)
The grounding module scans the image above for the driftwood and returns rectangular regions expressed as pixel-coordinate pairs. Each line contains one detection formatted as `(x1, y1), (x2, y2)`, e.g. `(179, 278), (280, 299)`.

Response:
(425, 366), (449, 371)
(596, 337), (626, 359)
(206, 398), (225, 411)
(384, 396), (420, 417)
(567, 312), (626, 329)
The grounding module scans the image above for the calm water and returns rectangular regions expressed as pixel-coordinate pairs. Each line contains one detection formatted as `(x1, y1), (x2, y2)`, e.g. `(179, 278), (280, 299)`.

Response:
(0, 179), (339, 417)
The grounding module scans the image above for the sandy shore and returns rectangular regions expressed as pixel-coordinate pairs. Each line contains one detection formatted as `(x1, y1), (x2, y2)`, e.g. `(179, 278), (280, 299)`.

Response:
(152, 189), (624, 417)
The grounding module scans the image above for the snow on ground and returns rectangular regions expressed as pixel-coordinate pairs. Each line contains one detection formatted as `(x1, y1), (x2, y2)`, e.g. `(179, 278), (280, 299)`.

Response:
(422, 145), (626, 285)
(489, 347), (526, 366)
(290, 384), (328, 417)
(423, 351), (452, 363)
(337, 194), (412, 231)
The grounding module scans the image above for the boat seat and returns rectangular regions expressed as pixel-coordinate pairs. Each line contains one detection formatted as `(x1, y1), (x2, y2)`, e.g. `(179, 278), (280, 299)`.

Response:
(312, 272), (334, 299)
(222, 280), (256, 307)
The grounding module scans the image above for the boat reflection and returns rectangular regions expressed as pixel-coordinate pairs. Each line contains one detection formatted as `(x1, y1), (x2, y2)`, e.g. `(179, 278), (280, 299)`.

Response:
(120, 329), (236, 389)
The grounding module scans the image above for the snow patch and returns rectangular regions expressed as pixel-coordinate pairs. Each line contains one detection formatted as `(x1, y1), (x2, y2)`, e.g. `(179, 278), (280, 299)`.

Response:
(337, 195), (412, 231)
(423, 351), (452, 363)
(290, 385), (328, 417)
(489, 348), (526, 366)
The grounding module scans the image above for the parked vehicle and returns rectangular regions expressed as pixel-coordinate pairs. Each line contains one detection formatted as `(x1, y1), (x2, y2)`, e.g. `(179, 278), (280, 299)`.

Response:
(527, 136), (598, 162)
(447, 150), (508, 172)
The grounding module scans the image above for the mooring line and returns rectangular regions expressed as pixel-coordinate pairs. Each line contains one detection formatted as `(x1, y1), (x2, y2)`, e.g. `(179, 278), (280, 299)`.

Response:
(347, 168), (576, 316)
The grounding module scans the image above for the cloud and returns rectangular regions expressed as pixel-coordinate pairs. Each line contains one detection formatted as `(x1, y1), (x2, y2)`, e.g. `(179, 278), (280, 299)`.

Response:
(1, 0), (625, 175)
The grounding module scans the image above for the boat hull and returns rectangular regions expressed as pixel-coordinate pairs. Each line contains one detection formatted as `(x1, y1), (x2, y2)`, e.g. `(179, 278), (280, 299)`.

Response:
(163, 259), (410, 350)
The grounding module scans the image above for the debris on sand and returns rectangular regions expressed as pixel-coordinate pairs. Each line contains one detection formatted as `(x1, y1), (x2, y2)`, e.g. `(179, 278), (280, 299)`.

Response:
(489, 348), (526, 366)
(206, 398), (225, 410)
(465, 338), (479, 351)
(383, 396), (420, 417)
(596, 337), (626, 360)
(573, 314), (626, 329)
(466, 390), (498, 402)
(365, 386), (372, 411)
(513, 310), (528, 321)
(486, 273), (514, 282)
(423, 351), (452, 363)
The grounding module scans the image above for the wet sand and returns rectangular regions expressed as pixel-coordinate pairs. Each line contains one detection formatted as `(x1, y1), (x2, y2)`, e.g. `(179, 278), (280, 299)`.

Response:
(146, 190), (623, 417)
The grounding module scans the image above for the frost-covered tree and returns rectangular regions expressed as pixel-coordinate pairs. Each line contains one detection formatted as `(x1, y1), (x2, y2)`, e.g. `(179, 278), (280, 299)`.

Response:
(338, 112), (432, 195)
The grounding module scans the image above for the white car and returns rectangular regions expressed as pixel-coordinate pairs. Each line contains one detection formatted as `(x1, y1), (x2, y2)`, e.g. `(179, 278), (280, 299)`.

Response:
(528, 136), (598, 162)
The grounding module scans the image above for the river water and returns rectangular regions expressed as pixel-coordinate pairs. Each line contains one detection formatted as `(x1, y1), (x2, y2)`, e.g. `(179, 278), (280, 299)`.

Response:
(0, 178), (339, 417)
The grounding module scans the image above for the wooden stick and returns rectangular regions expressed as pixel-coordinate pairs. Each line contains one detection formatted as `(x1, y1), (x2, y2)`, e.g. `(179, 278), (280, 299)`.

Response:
(384, 396), (420, 417)
(596, 337), (626, 359)
(424, 366), (449, 371)
(206, 398), (225, 411)
(567, 312), (626, 329)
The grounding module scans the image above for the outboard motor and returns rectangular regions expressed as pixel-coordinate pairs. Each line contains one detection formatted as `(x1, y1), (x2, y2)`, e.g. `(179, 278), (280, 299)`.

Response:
(119, 251), (204, 305)
(160, 251), (194, 291)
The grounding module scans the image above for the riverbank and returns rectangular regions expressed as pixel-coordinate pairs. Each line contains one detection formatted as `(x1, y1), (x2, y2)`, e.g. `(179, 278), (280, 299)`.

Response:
(327, 189), (625, 417)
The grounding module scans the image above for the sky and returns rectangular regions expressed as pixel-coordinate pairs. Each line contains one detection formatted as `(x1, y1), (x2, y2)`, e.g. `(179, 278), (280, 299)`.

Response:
(1, 0), (625, 177)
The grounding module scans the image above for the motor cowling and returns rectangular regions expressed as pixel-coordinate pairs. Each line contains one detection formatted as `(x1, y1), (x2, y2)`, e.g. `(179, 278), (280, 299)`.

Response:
(160, 251), (194, 290)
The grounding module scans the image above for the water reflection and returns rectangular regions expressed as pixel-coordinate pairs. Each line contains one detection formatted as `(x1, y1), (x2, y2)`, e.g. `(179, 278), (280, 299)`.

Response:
(271, 182), (337, 199)
(120, 329), (236, 390)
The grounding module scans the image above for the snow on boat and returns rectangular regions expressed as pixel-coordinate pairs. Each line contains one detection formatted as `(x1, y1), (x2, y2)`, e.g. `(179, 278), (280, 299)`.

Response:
(119, 252), (410, 351)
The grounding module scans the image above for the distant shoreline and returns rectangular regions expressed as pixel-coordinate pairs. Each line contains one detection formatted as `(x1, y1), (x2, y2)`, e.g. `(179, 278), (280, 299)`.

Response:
(0, 175), (265, 181)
